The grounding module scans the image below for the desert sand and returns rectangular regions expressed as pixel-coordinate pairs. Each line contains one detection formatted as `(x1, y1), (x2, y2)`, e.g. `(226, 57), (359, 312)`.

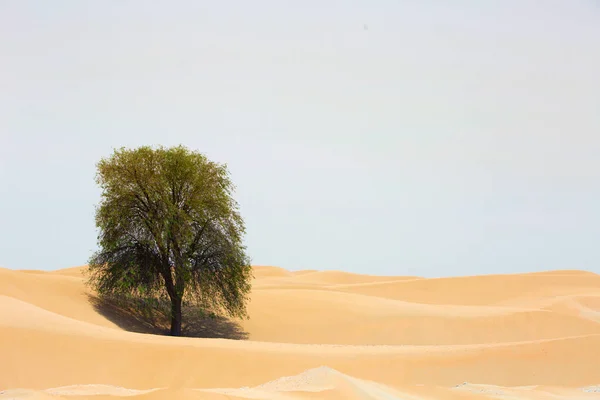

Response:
(2, 266), (600, 399)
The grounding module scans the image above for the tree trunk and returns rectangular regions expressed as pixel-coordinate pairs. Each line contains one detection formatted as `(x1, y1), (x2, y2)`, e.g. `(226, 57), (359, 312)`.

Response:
(170, 295), (183, 336)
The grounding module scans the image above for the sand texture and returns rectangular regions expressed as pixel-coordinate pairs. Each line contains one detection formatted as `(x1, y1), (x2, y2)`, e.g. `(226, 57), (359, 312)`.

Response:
(2, 265), (600, 399)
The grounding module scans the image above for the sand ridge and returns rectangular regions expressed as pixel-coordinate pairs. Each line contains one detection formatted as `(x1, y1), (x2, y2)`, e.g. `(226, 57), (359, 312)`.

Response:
(2, 266), (600, 399)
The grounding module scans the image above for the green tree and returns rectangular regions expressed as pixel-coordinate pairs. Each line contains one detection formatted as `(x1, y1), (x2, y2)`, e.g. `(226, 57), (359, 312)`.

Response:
(87, 145), (252, 336)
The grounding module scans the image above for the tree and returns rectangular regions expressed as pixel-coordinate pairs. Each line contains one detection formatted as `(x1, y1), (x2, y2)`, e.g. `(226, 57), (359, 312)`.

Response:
(87, 145), (252, 336)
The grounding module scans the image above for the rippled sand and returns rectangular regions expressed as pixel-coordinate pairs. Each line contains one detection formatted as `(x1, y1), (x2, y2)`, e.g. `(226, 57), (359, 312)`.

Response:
(2, 265), (600, 399)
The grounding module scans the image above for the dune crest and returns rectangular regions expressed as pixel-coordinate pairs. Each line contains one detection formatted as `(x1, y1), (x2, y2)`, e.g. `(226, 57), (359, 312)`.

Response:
(2, 266), (600, 399)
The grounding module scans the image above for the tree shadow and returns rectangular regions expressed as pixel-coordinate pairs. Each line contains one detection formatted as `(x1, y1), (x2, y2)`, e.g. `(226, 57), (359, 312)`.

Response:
(88, 295), (249, 340)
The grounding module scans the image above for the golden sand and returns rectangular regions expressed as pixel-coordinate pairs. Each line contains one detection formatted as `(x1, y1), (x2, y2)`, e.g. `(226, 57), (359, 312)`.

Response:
(1, 265), (600, 399)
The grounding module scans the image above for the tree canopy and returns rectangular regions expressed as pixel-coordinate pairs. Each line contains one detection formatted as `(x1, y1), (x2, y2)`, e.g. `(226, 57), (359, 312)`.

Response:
(87, 145), (252, 336)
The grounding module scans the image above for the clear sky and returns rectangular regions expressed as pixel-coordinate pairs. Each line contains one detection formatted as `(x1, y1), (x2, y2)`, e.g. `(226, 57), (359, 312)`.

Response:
(1, 1), (599, 277)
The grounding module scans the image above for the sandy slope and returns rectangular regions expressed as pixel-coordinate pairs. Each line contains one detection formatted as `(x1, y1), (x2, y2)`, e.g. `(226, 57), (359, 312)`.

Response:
(2, 266), (600, 399)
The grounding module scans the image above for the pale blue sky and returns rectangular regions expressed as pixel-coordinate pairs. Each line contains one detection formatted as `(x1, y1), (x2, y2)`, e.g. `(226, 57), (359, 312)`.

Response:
(1, 1), (599, 276)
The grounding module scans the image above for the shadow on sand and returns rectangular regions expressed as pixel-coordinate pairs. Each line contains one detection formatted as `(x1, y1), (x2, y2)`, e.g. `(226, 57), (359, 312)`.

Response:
(88, 295), (249, 340)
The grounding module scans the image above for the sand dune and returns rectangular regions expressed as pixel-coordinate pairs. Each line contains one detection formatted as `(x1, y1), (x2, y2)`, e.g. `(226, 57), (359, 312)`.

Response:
(2, 266), (600, 399)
